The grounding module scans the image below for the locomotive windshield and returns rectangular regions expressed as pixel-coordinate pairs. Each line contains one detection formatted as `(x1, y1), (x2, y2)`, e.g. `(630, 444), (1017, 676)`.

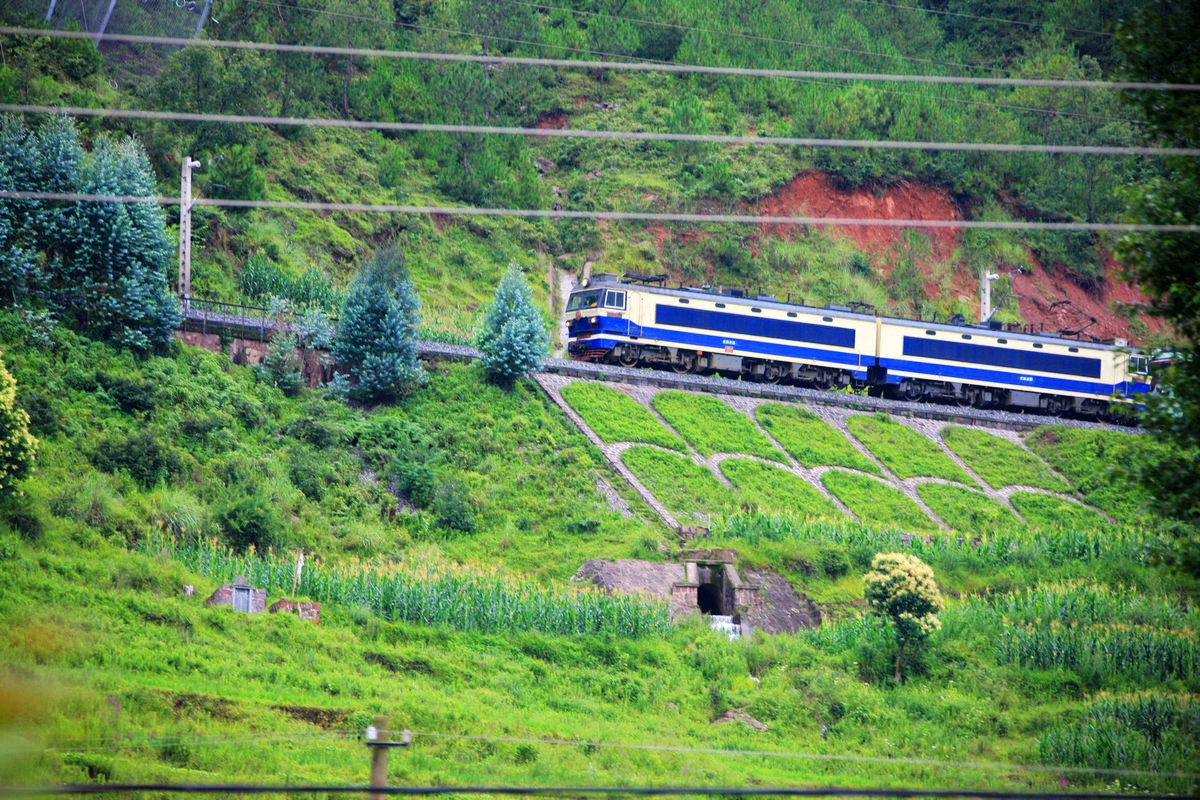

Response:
(566, 289), (602, 312)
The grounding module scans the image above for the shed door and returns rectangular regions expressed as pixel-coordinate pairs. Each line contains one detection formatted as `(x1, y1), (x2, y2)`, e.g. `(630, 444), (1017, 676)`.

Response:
(233, 586), (251, 612)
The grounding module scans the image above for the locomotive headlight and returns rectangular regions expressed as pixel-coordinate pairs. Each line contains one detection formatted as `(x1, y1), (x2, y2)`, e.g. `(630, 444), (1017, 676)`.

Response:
(589, 316), (598, 324)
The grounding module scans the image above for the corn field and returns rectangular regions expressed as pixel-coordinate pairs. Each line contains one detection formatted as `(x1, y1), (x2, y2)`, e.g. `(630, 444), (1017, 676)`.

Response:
(709, 513), (1145, 568)
(985, 583), (1198, 629)
(1039, 693), (1199, 782)
(144, 531), (672, 638)
(995, 621), (1199, 682)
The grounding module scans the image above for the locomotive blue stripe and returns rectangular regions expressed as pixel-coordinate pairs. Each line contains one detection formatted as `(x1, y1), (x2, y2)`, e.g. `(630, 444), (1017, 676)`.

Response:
(902, 336), (1102, 378)
(656, 305), (856, 349)
(583, 319), (869, 374)
(880, 357), (1119, 396)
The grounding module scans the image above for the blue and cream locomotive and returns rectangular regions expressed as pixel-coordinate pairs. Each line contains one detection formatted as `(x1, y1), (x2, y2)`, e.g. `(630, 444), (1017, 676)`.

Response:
(565, 273), (1152, 417)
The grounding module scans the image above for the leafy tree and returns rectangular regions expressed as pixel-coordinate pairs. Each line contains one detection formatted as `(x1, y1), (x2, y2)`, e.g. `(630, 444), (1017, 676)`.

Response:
(863, 552), (944, 683)
(476, 263), (549, 388)
(1116, 0), (1200, 578)
(333, 246), (427, 402)
(0, 354), (37, 500)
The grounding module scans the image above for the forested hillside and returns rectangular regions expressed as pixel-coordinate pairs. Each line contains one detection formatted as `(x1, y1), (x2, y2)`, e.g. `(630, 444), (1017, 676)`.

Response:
(1, 0), (1162, 341)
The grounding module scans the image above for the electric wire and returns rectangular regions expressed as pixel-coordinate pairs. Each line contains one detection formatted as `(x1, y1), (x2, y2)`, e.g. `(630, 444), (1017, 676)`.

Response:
(3, 191), (1197, 233)
(407, 731), (1200, 782)
(3, 26), (1196, 91)
(0, 784), (1187, 798)
(204, 0), (1147, 126)
(837, 0), (1113, 38)
(230, 0), (673, 66)
(485, 0), (998, 74)
(1, 104), (1186, 157)
(34, 730), (358, 753)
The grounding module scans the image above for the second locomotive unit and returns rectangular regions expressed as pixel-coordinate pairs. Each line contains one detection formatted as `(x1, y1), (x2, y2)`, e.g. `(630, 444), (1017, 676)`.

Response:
(565, 273), (1152, 418)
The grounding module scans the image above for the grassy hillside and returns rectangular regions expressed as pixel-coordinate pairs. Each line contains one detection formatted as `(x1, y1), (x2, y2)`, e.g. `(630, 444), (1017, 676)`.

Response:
(0, 0), (1164, 341)
(0, 310), (1195, 792)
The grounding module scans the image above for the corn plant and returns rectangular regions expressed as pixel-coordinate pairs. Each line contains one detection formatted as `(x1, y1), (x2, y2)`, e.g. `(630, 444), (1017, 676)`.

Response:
(144, 530), (672, 639)
(1039, 693), (1199, 783)
(987, 582), (1198, 629)
(995, 621), (1199, 682)
(707, 513), (1146, 570)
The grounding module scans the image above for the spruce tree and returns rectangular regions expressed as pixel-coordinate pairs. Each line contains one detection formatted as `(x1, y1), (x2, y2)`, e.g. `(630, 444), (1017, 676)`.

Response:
(333, 247), (426, 402)
(0, 116), (179, 352)
(476, 262), (549, 388)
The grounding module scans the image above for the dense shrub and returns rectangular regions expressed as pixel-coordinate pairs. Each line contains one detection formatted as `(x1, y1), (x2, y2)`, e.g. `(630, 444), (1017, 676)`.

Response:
(92, 430), (181, 488)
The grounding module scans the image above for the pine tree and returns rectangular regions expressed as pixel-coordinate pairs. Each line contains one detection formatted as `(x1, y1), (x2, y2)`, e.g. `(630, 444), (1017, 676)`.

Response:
(0, 354), (37, 500)
(0, 116), (179, 353)
(476, 262), (549, 388)
(333, 246), (426, 402)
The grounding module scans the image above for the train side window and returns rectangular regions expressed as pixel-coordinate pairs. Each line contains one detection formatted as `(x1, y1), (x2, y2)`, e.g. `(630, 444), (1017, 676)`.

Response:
(678, 298), (690, 304)
(925, 330), (936, 336)
(715, 302), (726, 308)
(604, 290), (626, 310)
(786, 312), (797, 318)
(1033, 342), (1044, 349)
(822, 316), (833, 322)
(1068, 346), (1079, 353)
(962, 334), (972, 340)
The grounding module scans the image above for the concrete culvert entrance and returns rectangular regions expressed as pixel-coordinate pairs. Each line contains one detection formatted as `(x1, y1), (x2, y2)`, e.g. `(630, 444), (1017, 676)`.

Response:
(697, 582), (723, 615)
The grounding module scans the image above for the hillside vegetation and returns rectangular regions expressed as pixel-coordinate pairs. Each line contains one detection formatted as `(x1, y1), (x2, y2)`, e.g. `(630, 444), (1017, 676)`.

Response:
(0, 306), (1195, 792)
(1, 0), (1164, 340)
(2, 2), (1198, 795)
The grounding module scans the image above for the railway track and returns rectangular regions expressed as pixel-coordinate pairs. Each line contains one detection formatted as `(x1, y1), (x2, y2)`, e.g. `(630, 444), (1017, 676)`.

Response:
(419, 342), (1135, 434)
(179, 305), (1135, 434)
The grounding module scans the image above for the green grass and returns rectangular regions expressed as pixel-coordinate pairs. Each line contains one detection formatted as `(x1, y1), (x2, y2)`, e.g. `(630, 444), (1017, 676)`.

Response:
(560, 383), (686, 451)
(719, 458), (839, 519)
(845, 415), (972, 483)
(755, 403), (880, 474)
(820, 471), (936, 531)
(940, 426), (1068, 491)
(916, 483), (1019, 534)
(1010, 492), (1108, 530)
(1023, 427), (1151, 523)
(651, 392), (785, 462)
(620, 446), (728, 526)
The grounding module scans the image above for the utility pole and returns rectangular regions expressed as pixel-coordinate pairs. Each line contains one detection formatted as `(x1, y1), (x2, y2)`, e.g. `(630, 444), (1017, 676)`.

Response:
(365, 716), (410, 800)
(980, 270), (1000, 323)
(178, 157), (201, 309)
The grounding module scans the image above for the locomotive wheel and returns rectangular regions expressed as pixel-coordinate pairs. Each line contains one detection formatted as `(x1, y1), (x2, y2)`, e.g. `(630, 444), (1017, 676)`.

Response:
(617, 346), (640, 368)
(902, 380), (923, 401)
(762, 364), (783, 385)
(1045, 396), (1068, 417)
(672, 353), (696, 374)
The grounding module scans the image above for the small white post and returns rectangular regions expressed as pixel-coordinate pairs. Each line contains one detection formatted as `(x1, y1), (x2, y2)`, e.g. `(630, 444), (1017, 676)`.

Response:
(178, 157), (201, 308)
(980, 270), (999, 322)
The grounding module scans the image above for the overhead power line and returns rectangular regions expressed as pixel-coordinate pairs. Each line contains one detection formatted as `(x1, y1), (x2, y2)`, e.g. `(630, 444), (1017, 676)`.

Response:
(489, 0), (999, 74)
(838, 0), (1112, 38)
(3, 191), (1197, 234)
(3, 27), (1197, 91)
(0, 784), (1186, 799)
(409, 731), (1200, 781)
(224, 0), (1146, 125)
(2, 104), (1190, 157)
